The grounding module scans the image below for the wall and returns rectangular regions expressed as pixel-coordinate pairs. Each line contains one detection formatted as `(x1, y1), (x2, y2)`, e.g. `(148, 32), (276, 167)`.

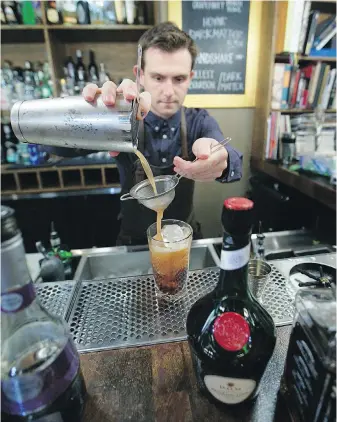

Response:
(194, 108), (254, 238)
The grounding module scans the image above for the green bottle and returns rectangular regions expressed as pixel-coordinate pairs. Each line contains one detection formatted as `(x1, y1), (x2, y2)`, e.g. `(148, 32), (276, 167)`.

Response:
(21, 1), (36, 25)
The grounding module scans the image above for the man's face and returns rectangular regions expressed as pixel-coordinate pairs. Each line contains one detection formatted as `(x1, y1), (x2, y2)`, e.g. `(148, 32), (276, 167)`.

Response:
(138, 47), (194, 119)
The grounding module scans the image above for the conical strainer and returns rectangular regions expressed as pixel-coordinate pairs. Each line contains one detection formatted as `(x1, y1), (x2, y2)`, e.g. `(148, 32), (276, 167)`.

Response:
(120, 175), (179, 211)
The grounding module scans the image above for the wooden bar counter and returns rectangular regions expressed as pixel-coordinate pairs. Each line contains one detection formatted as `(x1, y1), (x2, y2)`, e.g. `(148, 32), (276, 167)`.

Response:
(79, 326), (292, 422)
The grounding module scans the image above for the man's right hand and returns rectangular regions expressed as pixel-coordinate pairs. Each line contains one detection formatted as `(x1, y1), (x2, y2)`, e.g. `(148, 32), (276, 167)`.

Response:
(82, 80), (151, 157)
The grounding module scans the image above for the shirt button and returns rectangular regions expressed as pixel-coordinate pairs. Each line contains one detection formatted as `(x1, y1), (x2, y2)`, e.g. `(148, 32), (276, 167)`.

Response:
(171, 127), (175, 132)
(155, 126), (159, 132)
(162, 134), (167, 139)
(231, 171), (234, 177)
(162, 158), (167, 163)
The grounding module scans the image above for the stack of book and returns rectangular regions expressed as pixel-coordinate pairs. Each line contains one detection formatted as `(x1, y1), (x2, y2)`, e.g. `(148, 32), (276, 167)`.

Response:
(265, 112), (336, 160)
(271, 61), (336, 110)
(275, 2), (336, 57)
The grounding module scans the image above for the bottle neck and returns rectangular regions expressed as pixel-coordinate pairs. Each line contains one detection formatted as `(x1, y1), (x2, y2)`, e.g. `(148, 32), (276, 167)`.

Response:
(1, 233), (36, 313)
(216, 230), (251, 298)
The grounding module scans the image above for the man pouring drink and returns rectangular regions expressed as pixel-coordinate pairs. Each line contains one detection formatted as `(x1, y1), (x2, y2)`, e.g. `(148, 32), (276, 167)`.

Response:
(28, 22), (243, 247)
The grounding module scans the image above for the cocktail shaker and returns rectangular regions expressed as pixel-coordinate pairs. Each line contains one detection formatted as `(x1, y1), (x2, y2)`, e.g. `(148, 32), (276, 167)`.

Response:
(10, 93), (139, 153)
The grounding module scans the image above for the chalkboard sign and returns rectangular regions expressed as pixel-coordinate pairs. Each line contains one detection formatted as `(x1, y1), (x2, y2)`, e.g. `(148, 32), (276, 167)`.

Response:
(182, 1), (250, 95)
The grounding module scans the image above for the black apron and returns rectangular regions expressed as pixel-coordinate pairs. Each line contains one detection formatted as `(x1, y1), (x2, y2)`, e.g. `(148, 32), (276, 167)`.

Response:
(117, 108), (202, 246)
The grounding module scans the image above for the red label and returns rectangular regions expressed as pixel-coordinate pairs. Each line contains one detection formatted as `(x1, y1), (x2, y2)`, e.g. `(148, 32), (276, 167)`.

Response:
(223, 197), (253, 211)
(213, 312), (250, 352)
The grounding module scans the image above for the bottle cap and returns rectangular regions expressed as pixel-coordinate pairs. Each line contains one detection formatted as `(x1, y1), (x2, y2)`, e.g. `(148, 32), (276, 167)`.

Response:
(222, 197), (254, 236)
(1, 206), (19, 243)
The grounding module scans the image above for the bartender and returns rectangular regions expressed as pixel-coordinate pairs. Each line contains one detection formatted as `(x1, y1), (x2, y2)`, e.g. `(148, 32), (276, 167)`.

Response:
(54, 22), (243, 246)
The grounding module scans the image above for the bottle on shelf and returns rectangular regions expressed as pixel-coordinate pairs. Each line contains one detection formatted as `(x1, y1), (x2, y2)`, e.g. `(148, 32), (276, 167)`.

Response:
(88, 50), (99, 83)
(125, 0), (135, 25)
(103, 0), (116, 24)
(1, 206), (87, 421)
(46, 0), (63, 25)
(114, 0), (126, 24)
(2, 1), (22, 24)
(88, 0), (105, 24)
(75, 49), (87, 92)
(1, 5), (7, 24)
(21, 0), (36, 25)
(99, 62), (110, 86)
(62, 0), (77, 25)
(186, 197), (276, 407)
(76, 0), (91, 24)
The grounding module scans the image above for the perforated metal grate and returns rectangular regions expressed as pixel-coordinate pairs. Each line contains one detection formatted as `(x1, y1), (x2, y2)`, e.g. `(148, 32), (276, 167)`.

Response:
(36, 281), (77, 321)
(259, 264), (295, 326)
(67, 266), (295, 352)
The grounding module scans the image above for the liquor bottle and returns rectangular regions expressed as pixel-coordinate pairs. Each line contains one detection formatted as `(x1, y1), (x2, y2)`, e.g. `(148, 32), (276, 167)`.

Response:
(88, 0), (104, 24)
(2, 1), (22, 24)
(277, 288), (336, 422)
(1, 4), (7, 24)
(62, 0), (77, 25)
(75, 49), (87, 91)
(1, 206), (87, 421)
(98, 62), (109, 86)
(64, 55), (76, 82)
(186, 197), (276, 406)
(21, 0), (36, 25)
(88, 50), (99, 83)
(103, 0), (116, 24)
(125, 0), (135, 24)
(76, 0), (90, 24)
(46, 0), (63, 25)
(114, 0), (125, 23)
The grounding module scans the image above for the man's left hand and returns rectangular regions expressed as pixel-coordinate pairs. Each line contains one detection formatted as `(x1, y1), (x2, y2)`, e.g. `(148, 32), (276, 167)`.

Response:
(173, 138), (228, 182)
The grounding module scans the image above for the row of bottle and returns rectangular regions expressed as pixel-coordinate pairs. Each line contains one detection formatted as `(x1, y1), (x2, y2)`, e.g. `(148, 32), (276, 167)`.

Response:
(1, 1), (154, 26)
(47, 0), (153, 26)
(1, 122), (45, 166)
(61, 50), (110, 96)
(1, 1), (42, 25)
(1, 60), (53, 109)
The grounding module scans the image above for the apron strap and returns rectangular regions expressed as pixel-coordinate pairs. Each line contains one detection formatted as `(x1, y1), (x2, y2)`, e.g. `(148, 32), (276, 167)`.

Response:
(180, 107), (189, 160)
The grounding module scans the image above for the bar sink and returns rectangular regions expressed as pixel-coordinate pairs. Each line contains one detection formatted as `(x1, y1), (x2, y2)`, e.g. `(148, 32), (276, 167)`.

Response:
(74, 242), (219, 281)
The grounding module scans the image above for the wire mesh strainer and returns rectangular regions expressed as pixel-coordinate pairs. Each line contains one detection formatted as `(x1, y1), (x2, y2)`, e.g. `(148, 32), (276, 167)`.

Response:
(120, 175), (179, 211)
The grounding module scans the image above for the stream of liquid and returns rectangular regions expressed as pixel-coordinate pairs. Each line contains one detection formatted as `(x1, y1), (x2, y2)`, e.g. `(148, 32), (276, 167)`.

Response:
(135, 150), (163, 241)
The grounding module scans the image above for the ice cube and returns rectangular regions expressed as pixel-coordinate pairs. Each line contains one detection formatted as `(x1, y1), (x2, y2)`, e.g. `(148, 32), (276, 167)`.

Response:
(162, 224), (184, 243)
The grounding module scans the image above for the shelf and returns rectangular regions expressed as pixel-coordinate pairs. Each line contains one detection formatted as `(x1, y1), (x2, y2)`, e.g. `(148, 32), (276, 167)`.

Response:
(47, 24), (152, 30)
(1, 25), (45, 30)
(251, 158), (336, 211)
(271, 109), (336, 113)
(299, 56), (336, 62)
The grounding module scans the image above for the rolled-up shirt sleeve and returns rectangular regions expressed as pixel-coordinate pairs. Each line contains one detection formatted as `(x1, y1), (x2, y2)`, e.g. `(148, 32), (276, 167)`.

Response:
(199, 112), (243, 183)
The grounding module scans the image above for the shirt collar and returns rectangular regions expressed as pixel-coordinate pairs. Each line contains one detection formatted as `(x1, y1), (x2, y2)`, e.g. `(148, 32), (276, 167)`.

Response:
(145, 109), (181, 132)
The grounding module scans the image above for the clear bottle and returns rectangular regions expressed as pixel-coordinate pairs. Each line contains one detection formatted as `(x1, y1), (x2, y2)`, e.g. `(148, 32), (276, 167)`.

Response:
(186, 197), (276, 407)
(1, 206), (87, 421)
(99, 62), (109, 86)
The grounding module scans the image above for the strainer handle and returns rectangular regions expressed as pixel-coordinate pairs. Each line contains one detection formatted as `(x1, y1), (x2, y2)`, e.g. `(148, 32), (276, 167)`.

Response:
(120, 193), (134, 201)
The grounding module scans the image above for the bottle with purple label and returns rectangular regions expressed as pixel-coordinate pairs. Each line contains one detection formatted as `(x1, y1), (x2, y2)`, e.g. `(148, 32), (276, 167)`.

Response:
(1, 206), (86, 421)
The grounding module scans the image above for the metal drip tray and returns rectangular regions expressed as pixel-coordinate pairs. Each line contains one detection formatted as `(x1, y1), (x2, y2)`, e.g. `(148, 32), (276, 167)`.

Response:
(66, 266), (296, 353)
(36, 281), (77, 321)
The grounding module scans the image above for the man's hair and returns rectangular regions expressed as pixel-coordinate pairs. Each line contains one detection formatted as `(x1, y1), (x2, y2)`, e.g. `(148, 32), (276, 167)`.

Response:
(138, 22), (198, 70)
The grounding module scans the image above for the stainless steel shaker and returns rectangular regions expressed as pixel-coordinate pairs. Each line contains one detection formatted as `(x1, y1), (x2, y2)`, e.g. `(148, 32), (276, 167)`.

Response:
(10, 93), (139, 153)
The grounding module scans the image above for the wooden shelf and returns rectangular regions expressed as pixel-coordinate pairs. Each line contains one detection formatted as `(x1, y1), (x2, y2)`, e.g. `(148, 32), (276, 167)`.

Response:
(1, 24), (152, 31)
(271, 109), (336, 113)
(298, 55), (336, 62)
(251, 158), (336, 211)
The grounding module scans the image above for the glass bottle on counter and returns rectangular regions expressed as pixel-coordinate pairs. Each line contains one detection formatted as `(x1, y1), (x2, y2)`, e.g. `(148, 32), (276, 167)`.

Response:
(186, 197), (276, 407)
(1, 206), (87, 422)
(75, 49), (87, 88)
(2, 1), (22, 24)
(99, 62), (110, 86)
(277, 288), (336, 422)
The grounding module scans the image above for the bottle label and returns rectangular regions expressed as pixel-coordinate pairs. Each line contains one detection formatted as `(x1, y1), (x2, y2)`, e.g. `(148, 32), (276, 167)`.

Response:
(213, 312), (250, 351)
(220, 244), (250, 270)
(1, 339), (80, 415)
(204, 375), (256, 404)
(1, 282), (36, 313)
